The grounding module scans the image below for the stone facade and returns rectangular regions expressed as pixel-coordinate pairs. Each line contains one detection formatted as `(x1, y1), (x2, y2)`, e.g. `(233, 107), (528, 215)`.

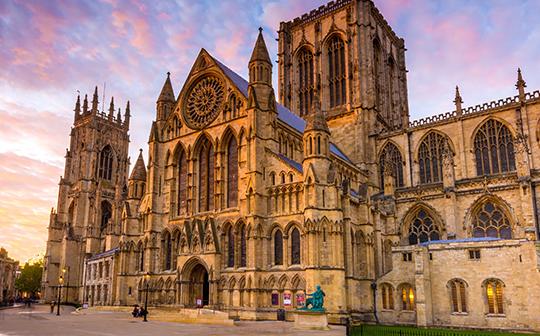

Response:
(42, 0), (540, 331)
(0, 248), (19, 305)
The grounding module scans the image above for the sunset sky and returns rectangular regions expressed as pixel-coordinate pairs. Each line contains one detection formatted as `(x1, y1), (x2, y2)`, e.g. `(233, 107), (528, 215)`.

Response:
(1, 0), (539, 263)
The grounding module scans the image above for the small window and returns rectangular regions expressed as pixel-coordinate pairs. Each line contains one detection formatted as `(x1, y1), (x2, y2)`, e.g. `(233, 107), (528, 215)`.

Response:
(401, 285), (415, 311)
(402, 252), (412, 262)
(469, 250), (481, 260)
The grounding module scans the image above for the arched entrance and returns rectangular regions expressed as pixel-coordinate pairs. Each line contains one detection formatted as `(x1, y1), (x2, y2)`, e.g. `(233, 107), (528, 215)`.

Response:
(188, 263), (209, 307)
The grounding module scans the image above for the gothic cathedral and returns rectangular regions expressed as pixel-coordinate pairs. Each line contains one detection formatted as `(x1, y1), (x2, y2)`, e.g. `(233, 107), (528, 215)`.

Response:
(43, 0), (540, 330)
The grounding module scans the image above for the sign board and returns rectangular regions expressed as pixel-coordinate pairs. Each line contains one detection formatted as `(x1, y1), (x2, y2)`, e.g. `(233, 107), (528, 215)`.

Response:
(82, 303), (89, 309)
(283, 293), (292, 306)
(296, 293), (305, 307)
(196, 298), (202, 307)
(271, 293), (279, 306)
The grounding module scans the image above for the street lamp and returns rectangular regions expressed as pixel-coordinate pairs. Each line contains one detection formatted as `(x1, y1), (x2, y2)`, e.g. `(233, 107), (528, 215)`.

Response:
(56, 275), (64, 316)
(143, 273), (150, 322)
(62, 267), (70, 305)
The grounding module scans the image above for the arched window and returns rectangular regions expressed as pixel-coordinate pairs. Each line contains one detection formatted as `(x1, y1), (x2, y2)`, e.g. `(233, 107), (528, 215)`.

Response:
(163, 232), (172, 270)
(240, 225), (247, 267)
(226, 136), (238, 208)
(229, 94), (238, 118)
(227, 227), (234, 268)
(100, 201), (112, 233)
(485, 279), (504, 314)
(449, 279), (467, 313)
(471, 201), (512, 239)
(379, 143), (404, 188)
(400, 284), (415, 311)
(373, 39), (383, 111)
(419, 132), (448, 184)
(270, 172), (276, 186)
(381, 284), (394, 310)
(274, 230), (283, 265)
(474, 119), (515, 176)
(198, 138), (214, 212)
(408, 208), (440, 245)
(298, 48), (314, 116)
(98, 145), (114, 180)
(291, 228), (301, 265)
(138, 244), (144, 272)
(177, 150), (187, 216)
(327, 35), (346, 108)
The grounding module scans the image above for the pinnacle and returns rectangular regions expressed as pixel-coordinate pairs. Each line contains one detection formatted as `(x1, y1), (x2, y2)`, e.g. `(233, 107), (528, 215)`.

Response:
(305, 89), (329, 133)
(157, 72), (175, 103)
(129, 149), (147, 181)
(249, 28), (271, 65)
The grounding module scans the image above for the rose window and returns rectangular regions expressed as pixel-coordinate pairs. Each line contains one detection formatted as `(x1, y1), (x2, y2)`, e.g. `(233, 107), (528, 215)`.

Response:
(184, 76), (224, 129)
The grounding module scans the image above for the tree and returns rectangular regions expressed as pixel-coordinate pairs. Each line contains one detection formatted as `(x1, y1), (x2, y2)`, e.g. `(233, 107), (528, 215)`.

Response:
(15, 259), (43, 298)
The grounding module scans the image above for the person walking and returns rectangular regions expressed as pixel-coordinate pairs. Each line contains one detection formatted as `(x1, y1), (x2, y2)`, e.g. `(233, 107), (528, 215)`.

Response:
(50, 301), (55, 314)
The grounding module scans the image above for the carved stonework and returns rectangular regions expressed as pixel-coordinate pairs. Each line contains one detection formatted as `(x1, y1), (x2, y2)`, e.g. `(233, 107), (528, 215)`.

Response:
(184, 76), (225, 130)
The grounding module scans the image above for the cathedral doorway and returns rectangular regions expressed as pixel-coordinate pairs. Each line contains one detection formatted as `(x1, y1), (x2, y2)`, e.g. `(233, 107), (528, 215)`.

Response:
(188, 263), (209, 307)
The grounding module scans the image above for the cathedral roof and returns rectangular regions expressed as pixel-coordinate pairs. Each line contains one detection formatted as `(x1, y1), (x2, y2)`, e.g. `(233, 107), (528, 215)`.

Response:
(129, 149), (147, 181)
(212, 56), (352, 164)
(249, 28), (272, 65)
(157, 72), (175, 103)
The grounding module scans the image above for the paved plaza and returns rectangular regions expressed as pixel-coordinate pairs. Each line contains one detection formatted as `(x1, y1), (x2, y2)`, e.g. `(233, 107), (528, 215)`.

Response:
(0, 305), (345, 336)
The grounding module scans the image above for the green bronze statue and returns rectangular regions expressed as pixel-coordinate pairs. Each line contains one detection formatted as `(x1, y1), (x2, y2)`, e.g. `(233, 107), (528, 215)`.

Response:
(299, 285), (325, 311)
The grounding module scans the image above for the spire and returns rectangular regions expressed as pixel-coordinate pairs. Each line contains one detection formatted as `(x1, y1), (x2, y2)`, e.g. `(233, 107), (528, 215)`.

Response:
(157, 72), (175, 103)
(454, 85), (463, 116)
(305, 89), (329, 133)
(516, 67), (526, 102)
(108, 96), (115, 120)
(91, 86), (99, 113)
(74, 95), (81, 117)
(83, 94), (89, 113)
(116, 108), (122, 124)
(129, 149), (147, 181)
(249, 27), (271, 65)
(124, 101), (131, 129)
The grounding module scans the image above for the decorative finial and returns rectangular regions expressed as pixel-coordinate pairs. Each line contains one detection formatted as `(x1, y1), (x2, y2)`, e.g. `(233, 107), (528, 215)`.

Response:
(167, 71), (170, 77)
(516, 67), (526, 102)
(139, 148), (143, 153)
(258, 27), (263, 33)
(454, 85), (463, 116)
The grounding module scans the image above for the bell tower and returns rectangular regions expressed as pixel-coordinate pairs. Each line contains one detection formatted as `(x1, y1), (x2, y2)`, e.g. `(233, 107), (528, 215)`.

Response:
(42, 87), (131, 303)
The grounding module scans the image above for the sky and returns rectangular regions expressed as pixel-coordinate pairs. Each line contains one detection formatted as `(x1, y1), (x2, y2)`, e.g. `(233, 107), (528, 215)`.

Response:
(1, 0), (539, 263)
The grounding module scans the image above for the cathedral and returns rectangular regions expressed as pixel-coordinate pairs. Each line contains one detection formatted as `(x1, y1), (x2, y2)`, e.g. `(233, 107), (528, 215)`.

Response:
(42, 0), (540, 330)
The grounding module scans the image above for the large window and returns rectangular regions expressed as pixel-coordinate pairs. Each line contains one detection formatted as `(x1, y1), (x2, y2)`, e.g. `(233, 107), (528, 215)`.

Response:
(474, 119), (515, 176)
(449, 279), (467, 313)
(163, 232), (172, 271)
(291, 228), (301, 265)
(240, 225), (247, 267)
(408, 208), (440, 245)
(400, 284), (415, 311)
(485, 279), (504, 314)
(418, 132), (448, 184)
(471, 201), (512, 239)
(138, 244), (144, 272)
(298, 48), (314, 116)
(379, 142), (404, 188)
(327, 35), (346, 108)
(98, 145), (114, 180)
(198, 138), (214, 212)
(226, 137), (238, 208)
(373, 40), (382, 112)
(177, 149), (187, 216)
(274, 230), (283, 265)
(381, 284), (394, 310)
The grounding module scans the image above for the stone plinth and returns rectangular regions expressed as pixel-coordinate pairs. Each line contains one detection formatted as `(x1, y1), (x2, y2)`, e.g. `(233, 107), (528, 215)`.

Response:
(293, 310), (329, 330)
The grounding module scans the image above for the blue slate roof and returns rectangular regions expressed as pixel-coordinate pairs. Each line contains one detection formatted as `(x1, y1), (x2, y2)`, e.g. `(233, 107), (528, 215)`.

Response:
(277, 153), (303, 172)
(213, 56), (353, 165)
(419, 237), (501, 246)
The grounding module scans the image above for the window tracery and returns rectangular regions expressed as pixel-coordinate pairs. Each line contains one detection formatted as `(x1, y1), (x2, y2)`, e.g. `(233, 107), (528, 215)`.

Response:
(379, 143), (404, 188)
(198, 138), (214, 212)
(226, 137), (238, 208)
(471, 201), (512, 239)
(474, 119), (515, 176)
(185, 76), (225, 129)
(408, 208), (440, 245)
(485, 279), (504, 314)
(98, 145), (114, 180)
(298, 48), (314, 116)
(177, 150), (187, 216)
(449, 279), (467, 313)
(327, 36), (346, 108)
(291, 228), (301, 265)
(419, 132), (448, 184)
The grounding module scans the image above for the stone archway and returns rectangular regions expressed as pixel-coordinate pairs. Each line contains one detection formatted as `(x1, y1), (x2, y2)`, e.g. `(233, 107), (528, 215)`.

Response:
(189, 264), (209, 307)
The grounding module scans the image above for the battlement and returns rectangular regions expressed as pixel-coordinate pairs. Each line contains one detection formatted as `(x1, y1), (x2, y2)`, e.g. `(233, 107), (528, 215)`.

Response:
(281, 0), (352, 28)
(407, 89), (540, 130)
(73, 86), (130, 130)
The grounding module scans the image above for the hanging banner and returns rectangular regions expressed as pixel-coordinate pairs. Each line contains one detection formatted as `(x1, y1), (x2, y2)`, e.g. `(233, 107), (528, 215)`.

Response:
(296, 293), (305, 307)
(283, 293), (292, 306)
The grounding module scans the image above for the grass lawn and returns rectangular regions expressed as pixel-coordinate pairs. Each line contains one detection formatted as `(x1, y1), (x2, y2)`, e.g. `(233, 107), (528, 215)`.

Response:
(350, 324), (539, 336)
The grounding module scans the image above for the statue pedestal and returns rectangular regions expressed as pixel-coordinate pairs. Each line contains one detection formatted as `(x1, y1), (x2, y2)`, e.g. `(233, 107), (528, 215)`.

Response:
(293, 310), (329, 330)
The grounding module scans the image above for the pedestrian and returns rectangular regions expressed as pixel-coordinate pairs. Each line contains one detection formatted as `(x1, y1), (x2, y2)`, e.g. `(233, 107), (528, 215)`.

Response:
(131, 304), (140, 318)
(50, 301), (55, 313)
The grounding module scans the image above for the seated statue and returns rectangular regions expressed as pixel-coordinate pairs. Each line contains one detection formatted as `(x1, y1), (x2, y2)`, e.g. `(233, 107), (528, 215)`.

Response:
(300, 285), (325, 311)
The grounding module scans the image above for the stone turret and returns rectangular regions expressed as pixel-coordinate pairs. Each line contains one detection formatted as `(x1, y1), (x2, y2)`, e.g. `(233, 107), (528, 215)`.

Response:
(156, 72), (175, 121)
(516, 68), (526, 102)
(454, 86), (463, 116)
(248, 28), (275, 112)
(128, 149), (146, 200)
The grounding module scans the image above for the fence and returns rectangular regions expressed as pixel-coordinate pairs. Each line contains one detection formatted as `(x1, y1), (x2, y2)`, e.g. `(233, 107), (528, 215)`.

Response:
(349, 324), (512, 336)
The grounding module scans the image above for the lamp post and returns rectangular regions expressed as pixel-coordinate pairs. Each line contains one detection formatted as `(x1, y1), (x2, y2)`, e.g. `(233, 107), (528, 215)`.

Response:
(62, 267), (70, 305)
(143, 273), (150, 322)
(56, 275), (64, 316)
